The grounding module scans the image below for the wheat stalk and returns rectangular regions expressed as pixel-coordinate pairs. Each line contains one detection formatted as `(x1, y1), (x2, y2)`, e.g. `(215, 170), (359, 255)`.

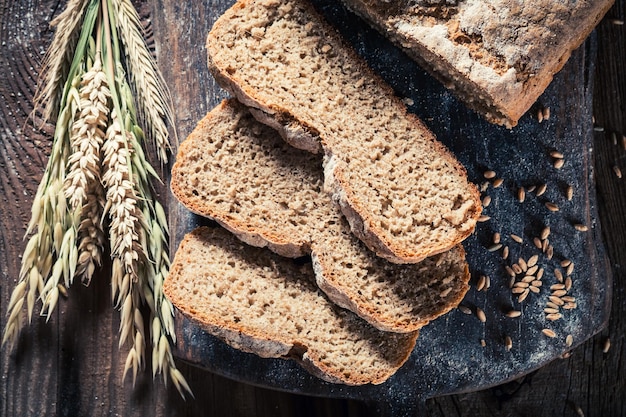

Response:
(5, 0), (190, 398)
(34, 0), (90, 121)
(109, 0), (174, 163)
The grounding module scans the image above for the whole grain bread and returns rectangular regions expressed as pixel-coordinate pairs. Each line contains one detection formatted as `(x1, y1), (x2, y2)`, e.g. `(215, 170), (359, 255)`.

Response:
(340, 0), (614, 127)
(164, 226), (418, 385)
(171, 99), (470, 333)
(206, 0), (481, 264)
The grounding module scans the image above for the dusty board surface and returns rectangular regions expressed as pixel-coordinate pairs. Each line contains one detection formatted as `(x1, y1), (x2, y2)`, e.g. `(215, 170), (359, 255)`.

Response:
(171, 0), (611, 412)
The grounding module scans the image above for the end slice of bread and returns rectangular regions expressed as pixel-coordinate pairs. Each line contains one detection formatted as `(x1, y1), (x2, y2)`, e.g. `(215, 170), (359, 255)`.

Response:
(206, 0), (482, 264)
(171, 99), (470, 333)
(340, 0), (614, 127)
(164, 226), (418, 385)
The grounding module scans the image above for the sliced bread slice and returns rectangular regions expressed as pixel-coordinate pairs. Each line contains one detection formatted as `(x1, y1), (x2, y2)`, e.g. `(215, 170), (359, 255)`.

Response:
(340, 0), (614, 127)
(164, 226), (418, 385)
(171, 99), (470, 333)
(206, 0), (482, 264)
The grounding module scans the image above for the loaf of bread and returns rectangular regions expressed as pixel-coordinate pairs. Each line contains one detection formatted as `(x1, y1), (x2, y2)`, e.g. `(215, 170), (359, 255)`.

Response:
(171, 99), (470, 333)
(340, 0), (614, 127)
(206, 0), (481, 264)
(164, 226), (419, 385)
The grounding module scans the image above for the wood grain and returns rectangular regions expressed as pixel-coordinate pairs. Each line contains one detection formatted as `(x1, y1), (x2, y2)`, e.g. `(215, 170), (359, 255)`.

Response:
(0, 1), (624, 416)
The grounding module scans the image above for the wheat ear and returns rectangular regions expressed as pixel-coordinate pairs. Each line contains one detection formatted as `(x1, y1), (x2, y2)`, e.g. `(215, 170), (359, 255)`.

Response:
(109, 0), (174, 163)
(34, 0), (90, 121)
(63, 59), (109, 285)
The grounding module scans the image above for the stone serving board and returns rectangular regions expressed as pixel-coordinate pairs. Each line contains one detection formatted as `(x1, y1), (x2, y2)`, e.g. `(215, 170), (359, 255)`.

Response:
(171, 1), (611, 414)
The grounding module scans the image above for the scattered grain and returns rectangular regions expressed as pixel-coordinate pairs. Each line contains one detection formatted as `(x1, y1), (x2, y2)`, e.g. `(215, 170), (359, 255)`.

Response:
(561, 296), (576, 303)
(506, 310), (522, 318)
(478, 215), (491, 222)
(493, 178), (504, 188)
(511, 234), (523, 244)
(561, 351), (572, 359)
(493, 232), (501, 244)
(517, 289), (530, 303)
(476, 307), (486, 323)
(512, 287), (527, 294)
(505, 335), (513, 351)
(488, 243), (503, 252)
(594, 126), (605, 132)
(614, 166), (623, 179)
(566, 185), (573, 201)
(552, 289), (568, 297)
(517, 187), (525, 202)
(528, 254), (539, 268)
(482, 195), (492, 208)
(545, 202), (559, 212)
(550, 284), (566, 290)
(547, 313), (563, 321)
(502, 246), (509, 260)
(542, 107), (551, 121)
(560, 259), (572, 267)
(518, 257), (528, 272)
(480, 339), (486, 347)
(534, 237), (543, 249)
(563, 302), (578, 310)
(540, 227), (550, 241)
(505, 266), (516, 277)
(512, 264), (523, 275)
(555, 268), (564, 282)
(565, 277), (572, 291)
(550, 150), (564, 159)
(526, 265), (539, 276)
(611, 18), (624, 25)
(483, 170), (496, 179)
(476, 275), (487, 291)
(549, 296), (565, 306)
(544, 308), (560, 314)
(458, 305), (472, 315)
(480, 181), (490, 192)
(536, 183), (547, 196)
(536, 268), (544, 280)
(542, 328), (557, 338)
(527, 185), (536, 193)
(522, 275), (535, 283)
(514, 281), (529, 289)
(546, 245), (554, 260)
(485, 275), (491, 290)
(566, 334), (573, 347)
(574, 224), (589, 232)
(566, 262), (575, 276)
(622, 134), (626, 150)
(546, 301), (559, 309)
(602, 338), (611, 353)
(509, 276), (516, 288)
(537, 108), (544, 123)
(529, 285), (540, 294)
(531, 280), (542, 287)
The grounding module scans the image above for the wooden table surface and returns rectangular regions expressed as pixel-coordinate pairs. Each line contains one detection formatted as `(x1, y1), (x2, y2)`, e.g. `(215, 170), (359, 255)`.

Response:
(1, 0), (625, 416)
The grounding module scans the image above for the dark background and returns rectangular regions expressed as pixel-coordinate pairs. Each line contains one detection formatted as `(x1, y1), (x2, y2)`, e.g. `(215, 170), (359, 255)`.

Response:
(1, 0), (624, 416)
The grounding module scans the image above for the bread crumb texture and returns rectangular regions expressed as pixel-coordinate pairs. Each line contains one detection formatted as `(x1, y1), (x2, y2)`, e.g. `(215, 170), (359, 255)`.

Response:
(207, 0), (481, 263)
(171, 100), (470, 333)
(164, 227), (418, 385)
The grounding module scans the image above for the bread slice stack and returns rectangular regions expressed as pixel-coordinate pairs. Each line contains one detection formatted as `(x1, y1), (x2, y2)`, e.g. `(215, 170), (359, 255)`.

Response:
(166, 0), (484, 385)
(206, 0), (482, 264)
(171, 99), (470, 334)
(340, 0), (614, 127)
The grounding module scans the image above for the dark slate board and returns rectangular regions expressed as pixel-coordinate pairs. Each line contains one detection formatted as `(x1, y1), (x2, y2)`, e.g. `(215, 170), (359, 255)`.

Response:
(172, 1), (611, 414)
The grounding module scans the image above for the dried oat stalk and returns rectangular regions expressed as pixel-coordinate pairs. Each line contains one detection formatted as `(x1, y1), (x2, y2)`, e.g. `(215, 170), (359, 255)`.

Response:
(4, 0), (190, 399)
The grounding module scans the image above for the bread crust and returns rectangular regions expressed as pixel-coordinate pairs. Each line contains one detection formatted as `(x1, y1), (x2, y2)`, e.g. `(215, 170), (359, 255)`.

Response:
(341, 0), (615, 127)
